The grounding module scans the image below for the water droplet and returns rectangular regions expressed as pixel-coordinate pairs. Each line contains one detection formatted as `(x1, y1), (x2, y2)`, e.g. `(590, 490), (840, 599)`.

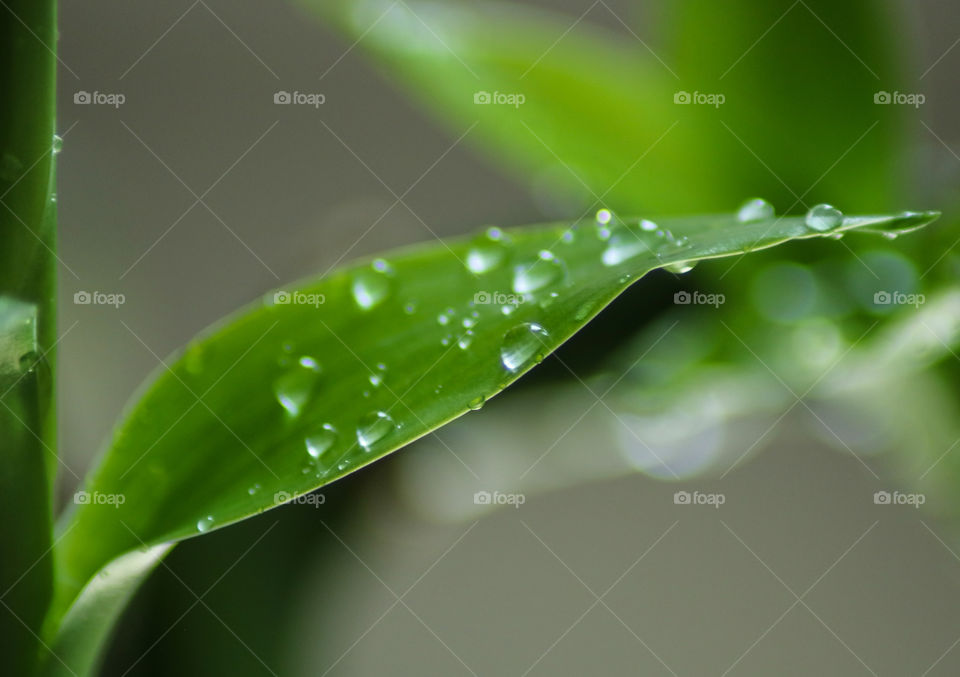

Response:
(596, 209), (613, 225)
(306, 423), (338, 463)
(404, 300), (418, 314)
(881, 231), (898, 241)
(369, 373), (383, 387)
(18, 351), (39, 374)
(197, 515), (214, 533)
(561, 229), (576, 243)
(441, 334), (452, 346)
(602, 226), (654, 266)
(736, 198), (775, 223)
(805, 204), (843, 232)
(458, 331), (474, 350)
(461, 316), (477, 329)
(357, 411), (395, 451)
(468, 395), (485, 410)
(352, 261), (393, 310)
(513, 250), (565, 294)
(466, 228), (508, 274)
(665, 261), (697, 274)
(274, 361), (321, 417)
(248, 484), (261, 496)
(639, 219), (658, 232)
(500, 323), (550, 372)
(52, 134), (63, 154)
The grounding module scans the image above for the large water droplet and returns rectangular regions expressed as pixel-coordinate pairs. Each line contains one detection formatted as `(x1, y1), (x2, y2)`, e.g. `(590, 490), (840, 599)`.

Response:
(665, 261), (697, 274)
(352, 260), (393, 310)
(500, 323), (550, 372)
(357, 411), (395, 451)
(466, 227), (508, 274)
(197, 515), (214, 533)
(274, 360), (321, 417)
(736, 198), (775, 223)
(512, 251), (564, 294)
(805, 204), (843, 232)
(467, 395), (485, 410)
(602, 226), (653, 266)
(306, 423), (338, 466)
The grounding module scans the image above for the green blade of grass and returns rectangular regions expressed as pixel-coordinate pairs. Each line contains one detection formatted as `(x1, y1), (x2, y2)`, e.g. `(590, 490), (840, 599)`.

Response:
(0, 0), (58, 673)
(50, 208), (935, 641)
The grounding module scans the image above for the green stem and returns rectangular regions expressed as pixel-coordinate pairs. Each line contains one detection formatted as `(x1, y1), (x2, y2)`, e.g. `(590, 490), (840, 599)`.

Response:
(0, 0), (58, 674)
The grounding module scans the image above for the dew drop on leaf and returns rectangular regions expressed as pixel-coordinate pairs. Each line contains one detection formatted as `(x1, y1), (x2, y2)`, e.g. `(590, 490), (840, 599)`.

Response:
(357, 411), (395, 451)
(500, 322), (550, 372)
(274, 360), (321, 417)
(351, 259), (394, 310)
(805, 204), (843, 232)
(736, 198), (775, 223)
(602, 226), (653, 266)
(306, 423), (338, 464)
(196, 515), (214, 533)
(512, 250), (565, 294)
(465, 227), (508, 274)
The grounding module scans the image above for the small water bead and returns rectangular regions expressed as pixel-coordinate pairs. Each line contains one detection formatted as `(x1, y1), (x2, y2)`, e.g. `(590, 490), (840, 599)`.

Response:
(602, 226), (655, 266)
(352, 260), (394, 310)
(500, 322), (550, 372)
(466, 227), (508, 274)
(441, 334), (453, 346)
(640, 219), (658, 232)
(404, 300), (418, 314)
(306, 423), (338, 462)
(196, 515), (214, 533)
(467, 395), (485, 411)
(369, 373), (383, 387)
(461, 316), (477, 329)
(736, 198), (775, 223)
(52, 134), (63, 154)
(805, 204), (844, 232)
(596, 209), (613, 225)
(665, 261), (697, 274)
(561, 229), (576, 244)
(881, 231), (899, 241)
(501, 304), (517, 316)
(437, 307), (455, 326)
(512, 250), (565, 294)
(357, 410), (395, 451)
(274, 360), (322, 417)
(458, 331), (474, 350)
(248, 484), (261, 496)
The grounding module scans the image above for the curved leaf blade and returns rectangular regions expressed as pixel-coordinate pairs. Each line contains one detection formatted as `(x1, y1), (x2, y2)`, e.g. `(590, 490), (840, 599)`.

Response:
(53, 209), (937, 619)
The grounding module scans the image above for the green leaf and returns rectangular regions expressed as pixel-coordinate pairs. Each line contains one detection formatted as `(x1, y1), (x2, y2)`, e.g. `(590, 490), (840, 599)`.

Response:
(299, 0), (695, 212)
(51, 208), (936, 631)
(0, 0), (58, 673)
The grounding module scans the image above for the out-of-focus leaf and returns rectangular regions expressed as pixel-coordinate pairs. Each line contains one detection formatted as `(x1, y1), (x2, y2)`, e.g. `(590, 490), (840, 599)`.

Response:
(50, 209), (935, 631)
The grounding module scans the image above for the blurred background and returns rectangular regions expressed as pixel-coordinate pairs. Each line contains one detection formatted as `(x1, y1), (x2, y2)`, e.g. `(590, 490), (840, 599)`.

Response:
(56, 0), (960, 674)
